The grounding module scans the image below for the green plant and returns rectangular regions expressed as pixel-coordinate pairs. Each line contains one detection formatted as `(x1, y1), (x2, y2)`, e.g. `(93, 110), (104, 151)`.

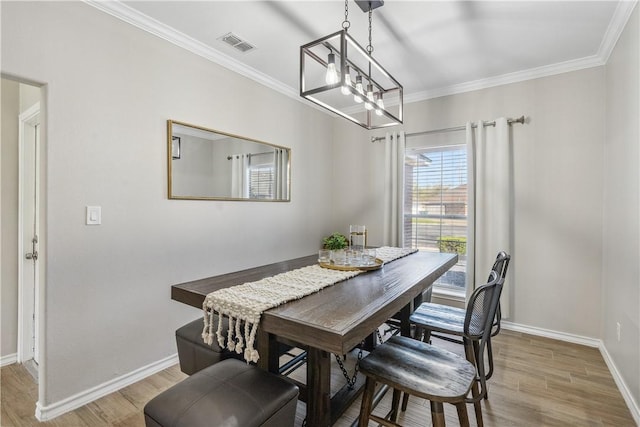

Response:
(437, 236), (467, 255)
(322, 232), (349, 250)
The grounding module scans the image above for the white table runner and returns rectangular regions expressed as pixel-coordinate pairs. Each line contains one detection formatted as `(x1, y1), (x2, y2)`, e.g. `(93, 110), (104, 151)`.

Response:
(202, 246), (417, 362)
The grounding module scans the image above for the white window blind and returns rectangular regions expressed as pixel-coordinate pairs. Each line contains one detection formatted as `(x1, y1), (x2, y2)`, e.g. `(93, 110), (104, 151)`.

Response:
(404, 144), (468, 291)
(249, 165), (274, 199)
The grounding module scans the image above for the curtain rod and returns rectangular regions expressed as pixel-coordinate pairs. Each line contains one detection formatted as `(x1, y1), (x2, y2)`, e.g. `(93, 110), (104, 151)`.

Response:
(370, 115), (526, 143)
(227, 151), (273, 160)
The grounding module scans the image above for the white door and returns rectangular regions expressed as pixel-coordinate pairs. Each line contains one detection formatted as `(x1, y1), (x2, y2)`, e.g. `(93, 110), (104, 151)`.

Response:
(19, 103), (40, 366)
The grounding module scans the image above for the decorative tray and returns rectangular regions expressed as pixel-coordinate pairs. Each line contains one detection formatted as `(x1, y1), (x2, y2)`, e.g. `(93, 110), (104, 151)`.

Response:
(319, 258), (384, 271)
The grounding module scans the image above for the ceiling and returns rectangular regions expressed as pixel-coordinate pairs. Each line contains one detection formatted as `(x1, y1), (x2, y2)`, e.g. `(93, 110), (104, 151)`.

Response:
(90, 1), (634, 105)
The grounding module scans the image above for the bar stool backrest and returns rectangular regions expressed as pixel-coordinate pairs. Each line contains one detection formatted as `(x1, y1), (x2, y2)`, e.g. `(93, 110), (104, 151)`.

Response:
(489, 251), (511, 335)
(463, 270), (504, 400)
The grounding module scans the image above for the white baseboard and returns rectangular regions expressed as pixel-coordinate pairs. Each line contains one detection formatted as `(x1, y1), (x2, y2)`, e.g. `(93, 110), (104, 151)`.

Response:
(501, 321), (601, 347)
(502, 321), (640, 425)
(599, 343), (640, 425)
(35, 353), (179, 422)
(1, 353), (18, 367)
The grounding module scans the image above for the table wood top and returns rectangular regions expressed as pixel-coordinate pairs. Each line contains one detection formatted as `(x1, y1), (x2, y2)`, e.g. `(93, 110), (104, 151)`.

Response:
(171, 251), (457, 354)
(171, 254), (319, 308)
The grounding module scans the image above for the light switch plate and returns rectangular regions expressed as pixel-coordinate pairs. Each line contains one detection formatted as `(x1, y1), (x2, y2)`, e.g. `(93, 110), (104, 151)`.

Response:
(86, 206), (101, 225)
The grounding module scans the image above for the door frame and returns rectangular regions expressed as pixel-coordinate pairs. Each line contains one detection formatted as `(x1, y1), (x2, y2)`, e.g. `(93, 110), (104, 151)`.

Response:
(17, 101), (41, 363)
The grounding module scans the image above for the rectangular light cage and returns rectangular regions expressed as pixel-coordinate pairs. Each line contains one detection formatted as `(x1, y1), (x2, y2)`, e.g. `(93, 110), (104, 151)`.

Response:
(300, 30), (403, 130)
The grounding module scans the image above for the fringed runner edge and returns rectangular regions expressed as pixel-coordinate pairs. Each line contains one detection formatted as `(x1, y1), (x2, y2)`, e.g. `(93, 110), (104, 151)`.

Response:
(201, 247), (418, 363)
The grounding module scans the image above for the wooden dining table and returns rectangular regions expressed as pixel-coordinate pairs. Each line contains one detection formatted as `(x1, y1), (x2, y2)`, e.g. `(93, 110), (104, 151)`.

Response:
(171, 250), (457, 427)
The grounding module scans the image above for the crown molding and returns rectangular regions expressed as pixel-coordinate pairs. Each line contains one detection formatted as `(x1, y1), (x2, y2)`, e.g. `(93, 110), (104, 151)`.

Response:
(83, 0), (297, 100)
(84, 0), (637, 111)
(404, 54), (606, 103)
(598, 0), (638, 64)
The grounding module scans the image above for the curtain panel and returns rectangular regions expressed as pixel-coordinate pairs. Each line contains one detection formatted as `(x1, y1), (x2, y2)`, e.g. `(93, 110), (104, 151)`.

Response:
(383, 131), (405, 247)
(231, 154), (249, 198)
(274, 148), (288, 199)
(467, 118), (513, 317)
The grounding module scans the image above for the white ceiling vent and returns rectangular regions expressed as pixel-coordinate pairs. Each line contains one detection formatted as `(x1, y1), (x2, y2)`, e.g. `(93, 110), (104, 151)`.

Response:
(218, 32), (255, 53)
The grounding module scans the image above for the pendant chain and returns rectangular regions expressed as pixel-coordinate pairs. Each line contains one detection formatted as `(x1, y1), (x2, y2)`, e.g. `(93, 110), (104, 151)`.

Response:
(366, 8), (374, 55)
(342, 0), (351, 30)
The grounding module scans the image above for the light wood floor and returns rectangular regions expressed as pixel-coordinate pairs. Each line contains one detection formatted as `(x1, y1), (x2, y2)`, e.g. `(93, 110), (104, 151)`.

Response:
(1, 330), (636, 426)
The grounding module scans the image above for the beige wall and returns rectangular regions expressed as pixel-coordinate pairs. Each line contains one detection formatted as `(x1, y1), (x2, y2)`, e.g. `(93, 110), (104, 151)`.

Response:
(1, 1), (336, 406)
(1, 78), (20, 360)
(336, 67), (606, 338)
(603, 4), (639, 411)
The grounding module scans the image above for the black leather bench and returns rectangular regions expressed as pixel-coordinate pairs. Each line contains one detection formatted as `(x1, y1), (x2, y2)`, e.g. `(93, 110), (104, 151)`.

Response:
(176, 317), (242, 375)
(176, 317), (307, 376)
(144, 359), (299, 427)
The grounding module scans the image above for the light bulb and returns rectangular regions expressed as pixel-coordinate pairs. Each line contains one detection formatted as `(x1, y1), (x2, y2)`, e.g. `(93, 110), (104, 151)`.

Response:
(325, 53), (339, 85)
(341, 66), (352, 95)
(365, 84), (374, 110)
(375, 93), (385, 116)
(354, 75), (363, 103)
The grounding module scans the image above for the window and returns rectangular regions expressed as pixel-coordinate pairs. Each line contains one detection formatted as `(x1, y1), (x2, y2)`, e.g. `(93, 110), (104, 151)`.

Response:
(248, 165), (274, 199)
(404, 140), (468, 292)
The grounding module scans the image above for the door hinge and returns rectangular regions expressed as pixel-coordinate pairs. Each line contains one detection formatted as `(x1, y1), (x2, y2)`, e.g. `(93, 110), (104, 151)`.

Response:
(25, 235), (39, 260)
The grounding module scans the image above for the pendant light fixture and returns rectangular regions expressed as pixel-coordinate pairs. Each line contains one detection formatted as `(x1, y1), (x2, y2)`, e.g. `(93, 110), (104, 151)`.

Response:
(325, 52), (339, 85)
(300, 0), (403, 130)
(354, 74), (364, 103)
(340, 65), (352, 95)
(375, 92), (384, 116)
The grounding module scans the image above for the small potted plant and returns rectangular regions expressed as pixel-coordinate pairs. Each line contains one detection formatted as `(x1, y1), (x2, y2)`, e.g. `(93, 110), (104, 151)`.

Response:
(322, 232), (348, 250)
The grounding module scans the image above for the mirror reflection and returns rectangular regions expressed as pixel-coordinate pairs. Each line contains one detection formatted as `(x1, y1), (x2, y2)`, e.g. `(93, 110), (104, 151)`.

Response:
(168, 120), (290, 201)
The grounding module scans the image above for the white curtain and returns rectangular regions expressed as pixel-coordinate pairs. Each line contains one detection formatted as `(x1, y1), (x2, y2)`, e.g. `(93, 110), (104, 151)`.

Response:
(466, 118), (513, 317)
(274, 148), (288, 199)
(383, 131), (405, 247)
(465, 122), (477, 299)
(231, 154), (249, 198)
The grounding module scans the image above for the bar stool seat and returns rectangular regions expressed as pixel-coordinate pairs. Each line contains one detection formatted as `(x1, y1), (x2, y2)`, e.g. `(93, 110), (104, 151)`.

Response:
(358, 335), (476, 426)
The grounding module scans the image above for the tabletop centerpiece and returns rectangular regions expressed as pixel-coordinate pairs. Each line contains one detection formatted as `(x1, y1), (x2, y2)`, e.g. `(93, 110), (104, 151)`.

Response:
(320, 230), (381, 271)
(322, 232), (349, 250)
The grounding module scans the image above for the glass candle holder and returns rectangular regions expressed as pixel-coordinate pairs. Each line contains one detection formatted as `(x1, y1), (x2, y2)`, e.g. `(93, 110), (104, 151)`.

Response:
(318, 249), (331, 263)
(349, 225), (366, 252)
